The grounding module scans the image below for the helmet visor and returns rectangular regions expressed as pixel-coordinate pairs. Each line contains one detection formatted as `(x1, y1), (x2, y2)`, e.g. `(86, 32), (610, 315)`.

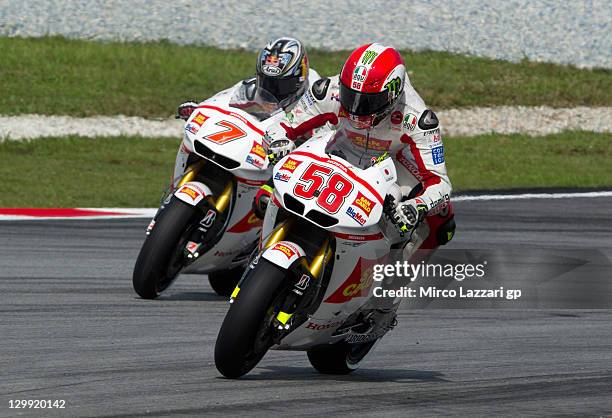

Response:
(257, 74), (300, 103)
(339, 82), (390, 117)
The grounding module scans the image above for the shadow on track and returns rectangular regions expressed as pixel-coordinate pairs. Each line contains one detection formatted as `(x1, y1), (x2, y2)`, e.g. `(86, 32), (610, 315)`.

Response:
(221, 365), (448, 383)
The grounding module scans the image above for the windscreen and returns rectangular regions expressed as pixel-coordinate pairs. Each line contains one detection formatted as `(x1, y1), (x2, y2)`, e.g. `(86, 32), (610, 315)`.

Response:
(325, 128), (390, 169)
(229, 84), (281, 121)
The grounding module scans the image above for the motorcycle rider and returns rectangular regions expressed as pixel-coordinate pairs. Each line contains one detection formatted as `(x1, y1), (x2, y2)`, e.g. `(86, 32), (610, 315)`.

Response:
(255, 42), (455, 258)
(173, 37), (320, 181)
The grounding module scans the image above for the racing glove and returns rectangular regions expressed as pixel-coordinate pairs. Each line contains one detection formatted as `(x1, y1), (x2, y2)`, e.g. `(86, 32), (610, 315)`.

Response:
(176, 101), (199, 121)
(386, 196), (429, 235)
(266, 137), (296, 164)
(252, 182), (274, 219)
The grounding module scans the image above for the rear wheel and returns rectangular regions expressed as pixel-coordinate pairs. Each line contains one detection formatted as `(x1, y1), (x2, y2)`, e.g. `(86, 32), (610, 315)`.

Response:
(132, 198), (198, 299)
(307, 340), (378, 374)
(214, 260), (287, 378)
(208, 265), (245, 297)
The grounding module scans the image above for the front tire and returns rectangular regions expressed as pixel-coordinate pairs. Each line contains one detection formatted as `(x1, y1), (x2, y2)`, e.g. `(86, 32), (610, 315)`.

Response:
(214, 260), (287, 378)
(132, 198), (198, 299)
(208, 265), (245, 297)
(307, 340), (378, 374)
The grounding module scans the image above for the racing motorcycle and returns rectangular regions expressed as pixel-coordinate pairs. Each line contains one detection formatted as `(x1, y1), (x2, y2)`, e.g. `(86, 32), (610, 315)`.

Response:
(215, 129), (409, 378)
(132, 87), (285, 299)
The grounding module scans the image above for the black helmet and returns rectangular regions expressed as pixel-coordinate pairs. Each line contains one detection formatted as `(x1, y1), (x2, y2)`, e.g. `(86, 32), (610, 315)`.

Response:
(256, 37), (309, 108)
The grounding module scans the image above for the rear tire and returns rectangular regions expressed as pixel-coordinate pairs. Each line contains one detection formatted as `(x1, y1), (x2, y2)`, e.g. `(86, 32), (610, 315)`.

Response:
(208, 265), (245, 297)
(307, 340), (378, 374)
(132, 198), (198, 299)
(214, 260), (287, 378)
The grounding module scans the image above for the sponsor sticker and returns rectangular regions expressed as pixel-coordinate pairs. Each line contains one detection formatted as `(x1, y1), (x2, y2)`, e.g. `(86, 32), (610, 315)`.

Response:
(192, 112), (208, 127)
(186, 241), (200, 254)
(272, 242), (297, 259)
(250, 141), (267, 159)
(274, 172), (291, 182)
(246, 155), (264, 168)
(431, 146), (445, 165)
(305, 320), (342, 331)
(185, 123), (199, 134)
(423, 128), (441, 136)
(390, 111), (403, 125)
(361, 50), (379, 65)
(346, 131), (391, 151)
(353, 65), (368, 82)
(227, 211), (262, 233)
(280, 158), (302, 173)
(324, 257), (386, 303)
(346, 206), (367, 225)
(295, 274), (310, 291)
(403, 113), (417, 131)
(178, 186), (200, 201)
(352, 192), (376, 215)
(396, 150), (423, 180)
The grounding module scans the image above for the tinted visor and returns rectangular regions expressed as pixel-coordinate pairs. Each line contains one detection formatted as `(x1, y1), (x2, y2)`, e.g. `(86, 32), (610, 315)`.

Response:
(339, 82), (390, 116)
(257, 74), (300, 103)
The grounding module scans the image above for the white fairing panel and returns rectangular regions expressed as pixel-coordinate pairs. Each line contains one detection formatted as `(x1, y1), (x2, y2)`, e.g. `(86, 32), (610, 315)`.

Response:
(272, 137), (397, 230)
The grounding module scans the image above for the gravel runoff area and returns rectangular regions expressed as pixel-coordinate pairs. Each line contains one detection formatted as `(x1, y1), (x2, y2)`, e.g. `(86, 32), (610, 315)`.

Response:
(0, 0), (610, 68)
(0, 106), (610, 141)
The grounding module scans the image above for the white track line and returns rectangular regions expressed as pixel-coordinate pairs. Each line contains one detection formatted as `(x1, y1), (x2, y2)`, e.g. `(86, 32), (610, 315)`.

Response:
(1, 192), (610, 221)
(453, 191), (612, 201)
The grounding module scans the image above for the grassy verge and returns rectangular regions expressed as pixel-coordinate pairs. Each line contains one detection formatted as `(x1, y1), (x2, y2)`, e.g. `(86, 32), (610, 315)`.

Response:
(0, 132), (609, 207)
(1, 36), (610, 118)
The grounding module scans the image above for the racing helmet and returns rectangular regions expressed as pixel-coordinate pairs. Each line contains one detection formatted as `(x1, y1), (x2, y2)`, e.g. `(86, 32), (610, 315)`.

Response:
(339, 43), (406, 130)
(256, 37), (309, 108)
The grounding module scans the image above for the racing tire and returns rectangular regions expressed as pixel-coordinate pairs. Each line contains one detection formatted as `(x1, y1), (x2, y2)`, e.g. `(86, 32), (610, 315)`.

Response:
(208, 265), (246, 297)
(215, 260), (287, 378)
(132, 197), (198, 299)
(307, 340), (378, 374)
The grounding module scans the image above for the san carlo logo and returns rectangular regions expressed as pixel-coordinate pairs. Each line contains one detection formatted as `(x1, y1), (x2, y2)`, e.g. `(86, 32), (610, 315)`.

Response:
(179, 186), (200, 200)
(280, 158), (302, 173)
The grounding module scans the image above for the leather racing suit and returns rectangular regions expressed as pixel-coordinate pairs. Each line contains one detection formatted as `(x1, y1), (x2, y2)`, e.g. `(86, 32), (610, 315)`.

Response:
(264, 75), (455, 257)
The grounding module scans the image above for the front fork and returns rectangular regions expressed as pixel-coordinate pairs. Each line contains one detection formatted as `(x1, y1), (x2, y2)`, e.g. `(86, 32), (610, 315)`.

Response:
(175, 160), (234, 260)
(258, 219), (333, 331)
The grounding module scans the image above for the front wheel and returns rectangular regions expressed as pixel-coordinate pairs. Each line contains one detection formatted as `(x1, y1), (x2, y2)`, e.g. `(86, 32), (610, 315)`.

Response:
(307, 340), (378, 374)
(214, 260), (287, 378)
(208, 265), (245, 297)
(132, 198), (198, 299)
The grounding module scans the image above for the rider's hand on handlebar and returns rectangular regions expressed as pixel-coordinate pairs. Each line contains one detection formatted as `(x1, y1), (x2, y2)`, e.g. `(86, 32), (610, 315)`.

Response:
(385, 196), (428, 236)
(176, 101), (199, 120)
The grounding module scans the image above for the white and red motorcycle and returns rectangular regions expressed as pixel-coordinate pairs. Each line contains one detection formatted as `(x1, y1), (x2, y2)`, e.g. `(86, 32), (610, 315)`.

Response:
(215, 130), (409, 378)
(133, 87), (285, 299)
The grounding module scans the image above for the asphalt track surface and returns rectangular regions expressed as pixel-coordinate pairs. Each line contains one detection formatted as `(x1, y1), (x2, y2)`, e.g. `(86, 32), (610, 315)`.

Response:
(1, 197), (611, 417)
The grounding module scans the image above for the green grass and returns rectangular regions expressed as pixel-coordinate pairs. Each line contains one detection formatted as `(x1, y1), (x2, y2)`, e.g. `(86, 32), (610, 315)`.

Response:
(1, 36), (610, 117)
(445, 132), (612, 190)
(0, 132), (609, 207)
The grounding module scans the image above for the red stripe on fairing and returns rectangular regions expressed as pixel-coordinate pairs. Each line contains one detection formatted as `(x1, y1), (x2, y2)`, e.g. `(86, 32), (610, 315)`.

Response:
(402, 134), (441, 191)
(289, 151), (384, 204)
(281, 113), (338, 140)
(0, 208), (130, 217)
(196, 105), (264, 135)
(334, 231), (384, 241)
(235, 176), (267, 186)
